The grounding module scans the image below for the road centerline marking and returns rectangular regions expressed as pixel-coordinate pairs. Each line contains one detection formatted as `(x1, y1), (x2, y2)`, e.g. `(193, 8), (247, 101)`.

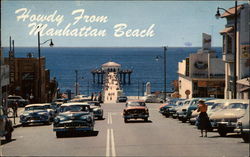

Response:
(106, 129), (110, 157)
(110, 128), (116, 157)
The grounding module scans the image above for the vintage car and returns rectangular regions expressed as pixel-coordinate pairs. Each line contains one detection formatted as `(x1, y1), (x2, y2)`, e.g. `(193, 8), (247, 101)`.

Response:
(0, 105), (13, 141)
(87, 101), (103, 120)
(53, 103), (95, 138)
(176, 99), (195, 122)
(7, 95), (29, 107)
(141, 94), (164, 103)
(20, 104), (52, 126)
(189, 99), (221, 125)
(171, 99), (185, 119)
(123, 100), (149, 122)
(43, 103), (58, 120)
(159, 103), (177, 118)
(209, 99), (249, 137)
(235, 104), (250, 143)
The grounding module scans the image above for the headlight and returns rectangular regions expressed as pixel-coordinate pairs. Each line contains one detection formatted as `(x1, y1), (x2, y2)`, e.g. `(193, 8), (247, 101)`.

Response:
(80, 116), (87, 120)
(54, 118), (60, 123)
(55, 116), (67, 122)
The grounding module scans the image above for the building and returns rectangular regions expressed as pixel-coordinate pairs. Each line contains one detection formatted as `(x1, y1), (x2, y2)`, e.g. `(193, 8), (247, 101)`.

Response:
(0, 49), (10, 106)
(4, 53), (57, 103)
(178, 33), (225, 99)
(219, 3), (250, 99)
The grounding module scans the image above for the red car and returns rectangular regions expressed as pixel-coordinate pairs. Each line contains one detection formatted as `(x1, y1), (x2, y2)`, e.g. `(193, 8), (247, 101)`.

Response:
(123, 100), (149, 123)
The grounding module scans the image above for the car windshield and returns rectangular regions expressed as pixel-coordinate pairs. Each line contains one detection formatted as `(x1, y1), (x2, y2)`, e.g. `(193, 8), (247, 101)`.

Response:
(184, 101), (190, 105)
(190, 100), (199, 106)
(126, 102), (146, 107)
(44, 105), (52, 109)
(211, 103), (223, 110)
(25, 106), (46, 111)
(205, 102), (214, 106)
(224, 103), (248, 109)
(88, 102), (100, 106)
(60, 105), (90, 112)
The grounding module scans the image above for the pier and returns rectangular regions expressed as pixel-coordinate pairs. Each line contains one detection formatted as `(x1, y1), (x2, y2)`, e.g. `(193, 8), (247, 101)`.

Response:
(91, 61), (133, 84)
(90, 61), (131, 103)
(103, 72), (120, 103)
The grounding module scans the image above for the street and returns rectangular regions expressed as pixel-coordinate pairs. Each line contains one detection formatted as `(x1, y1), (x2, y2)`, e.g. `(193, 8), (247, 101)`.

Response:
(1, 103), (249, 157)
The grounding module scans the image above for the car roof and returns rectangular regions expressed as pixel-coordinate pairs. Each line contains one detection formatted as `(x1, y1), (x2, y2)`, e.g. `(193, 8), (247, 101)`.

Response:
(25, 103), (48, 107)
(61, 102), (90, 107)
(127, 100), (145, 102)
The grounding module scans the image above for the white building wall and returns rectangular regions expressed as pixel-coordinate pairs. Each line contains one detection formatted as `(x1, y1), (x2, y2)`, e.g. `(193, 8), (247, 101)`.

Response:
(178, 60), (186, 76)
(178, 75), (193, 99)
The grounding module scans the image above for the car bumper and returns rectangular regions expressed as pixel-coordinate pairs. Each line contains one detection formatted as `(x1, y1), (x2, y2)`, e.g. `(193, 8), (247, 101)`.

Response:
(53, 126), (93, 132)
(123, 114), (149, 119)
(217, 122), (237, 129)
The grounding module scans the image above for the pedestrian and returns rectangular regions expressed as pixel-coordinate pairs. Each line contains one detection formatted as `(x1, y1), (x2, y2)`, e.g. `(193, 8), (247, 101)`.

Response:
(93, 93), (97, 101)
(91, 92), (94, 101)
(13, 101), (18, 117)
(197, 99), (211, 137)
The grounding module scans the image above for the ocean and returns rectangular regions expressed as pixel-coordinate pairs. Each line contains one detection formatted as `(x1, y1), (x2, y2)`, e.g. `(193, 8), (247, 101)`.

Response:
(3, 47), (222, 96)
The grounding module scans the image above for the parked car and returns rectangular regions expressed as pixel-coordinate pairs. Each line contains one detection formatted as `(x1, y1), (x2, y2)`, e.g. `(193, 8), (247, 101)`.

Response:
(43, 103), (57, 120)
(0, 105), (13, 141)
(7, 95), (29, 107)
(123, 100), (149, 122)
(141, 94), (164, 103)
(20, 104), (52, 126)
(53, 102), (95, 138)
(209, 99), (249, 137)
(176, 99), (194, 122)
(235, 104), (250, 143)
(159, 103), (177, 118)
(87, 101), (103, 120)
(117, 95), (128, 102)
(189, 99), (223, 125)
(172, 99), (186, 119)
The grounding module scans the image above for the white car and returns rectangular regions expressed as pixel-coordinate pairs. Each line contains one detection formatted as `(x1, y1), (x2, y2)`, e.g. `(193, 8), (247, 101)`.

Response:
(142, 95), (164, 103)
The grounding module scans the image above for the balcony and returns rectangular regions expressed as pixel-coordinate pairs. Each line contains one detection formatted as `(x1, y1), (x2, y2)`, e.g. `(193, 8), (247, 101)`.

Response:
(222, 53), (234, 62)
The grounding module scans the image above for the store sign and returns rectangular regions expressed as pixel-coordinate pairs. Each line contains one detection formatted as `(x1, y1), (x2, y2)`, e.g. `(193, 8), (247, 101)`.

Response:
(198, 81), (207, 87)
(194, 61), (208, 70)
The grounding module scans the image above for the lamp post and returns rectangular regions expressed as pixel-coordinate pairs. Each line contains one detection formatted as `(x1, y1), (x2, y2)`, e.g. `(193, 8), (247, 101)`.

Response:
(156, 46), (167, 101)
(38, 30), (54, 102)
(215, 1), (237, 99)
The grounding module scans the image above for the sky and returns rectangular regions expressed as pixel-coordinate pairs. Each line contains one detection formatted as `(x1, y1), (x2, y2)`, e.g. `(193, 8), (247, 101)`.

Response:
(1, 1), (245, 47)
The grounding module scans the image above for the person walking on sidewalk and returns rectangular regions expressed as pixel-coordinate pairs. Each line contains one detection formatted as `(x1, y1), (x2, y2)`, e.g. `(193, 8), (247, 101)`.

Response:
(197, 99), (211, 137)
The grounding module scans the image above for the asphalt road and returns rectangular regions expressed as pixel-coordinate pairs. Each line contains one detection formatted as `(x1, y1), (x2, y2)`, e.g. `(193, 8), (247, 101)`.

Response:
(1, 103), (249, 157)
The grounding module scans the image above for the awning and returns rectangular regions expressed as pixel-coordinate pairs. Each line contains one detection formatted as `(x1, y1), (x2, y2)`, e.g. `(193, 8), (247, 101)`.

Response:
(239, 86), (250, 92)
(220, 27), (233, 34)
(237, 78), (250, 86)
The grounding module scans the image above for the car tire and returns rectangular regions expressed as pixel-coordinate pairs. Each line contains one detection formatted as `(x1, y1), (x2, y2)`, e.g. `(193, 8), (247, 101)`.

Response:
(242, 133), (250, 143)
(124, 118), (128, 123)
(144, 118), (148, 122)
(5, 131), (12, 142)
(182, 119), (187, 123)
(56, 132), (64, 138)
(218, 128), (227, 137)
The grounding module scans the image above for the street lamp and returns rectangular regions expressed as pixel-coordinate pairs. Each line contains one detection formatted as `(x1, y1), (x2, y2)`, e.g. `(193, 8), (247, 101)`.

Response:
(38, 29), (54, 102)
(155, 46), (167, 101)
(215, 1), (237, 99)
